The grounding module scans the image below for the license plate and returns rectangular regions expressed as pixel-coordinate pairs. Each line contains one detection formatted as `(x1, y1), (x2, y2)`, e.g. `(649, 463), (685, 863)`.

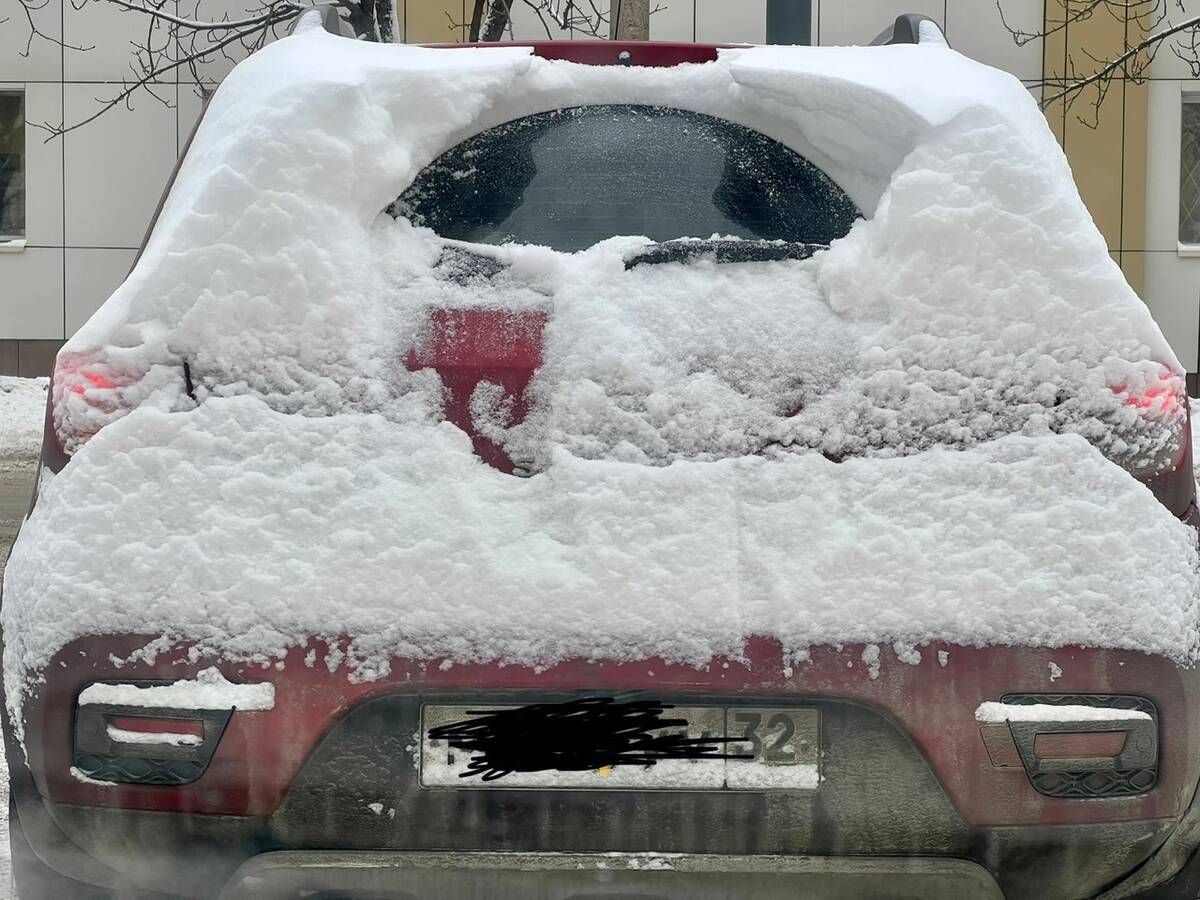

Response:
(420, 704), (819, 791)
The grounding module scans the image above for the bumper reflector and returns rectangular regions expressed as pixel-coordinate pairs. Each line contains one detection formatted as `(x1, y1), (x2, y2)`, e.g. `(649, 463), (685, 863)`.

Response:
(1033, 731), (1126, 760)
(73, 689), (233, 785)
(990, 694), (1158, 798)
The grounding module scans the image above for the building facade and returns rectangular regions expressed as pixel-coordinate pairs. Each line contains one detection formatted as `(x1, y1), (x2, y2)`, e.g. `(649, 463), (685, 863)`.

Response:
(0, 0), (1189, 385)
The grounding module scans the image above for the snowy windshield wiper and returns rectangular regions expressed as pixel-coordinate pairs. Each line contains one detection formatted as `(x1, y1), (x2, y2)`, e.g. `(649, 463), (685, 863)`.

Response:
(623, 239), (827, 270)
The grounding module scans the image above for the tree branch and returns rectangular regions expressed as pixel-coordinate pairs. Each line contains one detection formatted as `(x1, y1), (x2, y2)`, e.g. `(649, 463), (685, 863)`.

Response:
(1041, 11), (1200, 107)
(104, 0), (306, 31)
(32, 2), (303, 139)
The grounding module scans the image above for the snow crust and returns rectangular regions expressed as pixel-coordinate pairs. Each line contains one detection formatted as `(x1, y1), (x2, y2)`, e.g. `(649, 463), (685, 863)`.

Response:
(4, 27), (1199, 724)
(0, 377), (46, 459)
(975, 702), (1151, 723)
(76, 667), (275, 710)
(5, 397), (1197, 719)
(69, 767), (117, 787)
(54, 28), (1183, 471)
(105, 725), (202, 747)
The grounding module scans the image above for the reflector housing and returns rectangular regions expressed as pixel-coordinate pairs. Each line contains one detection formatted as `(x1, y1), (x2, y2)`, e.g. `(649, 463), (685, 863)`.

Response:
(73, 688), (233, 786)
(999, 693), (1159, 798)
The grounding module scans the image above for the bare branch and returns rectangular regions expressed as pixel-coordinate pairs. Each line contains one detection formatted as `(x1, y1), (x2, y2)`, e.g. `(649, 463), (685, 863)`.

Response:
(1000, 0), (1200, 126)
(1, 0), (395, 136)
(1042, 11), (1200, 107)
(31, 2), (303, 138)
(105, 0), (305, 31)
(521, 0), (557, 39)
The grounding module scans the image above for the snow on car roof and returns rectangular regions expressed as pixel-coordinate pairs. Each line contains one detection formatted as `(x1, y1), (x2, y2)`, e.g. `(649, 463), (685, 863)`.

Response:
(4, 19), (1197, 728)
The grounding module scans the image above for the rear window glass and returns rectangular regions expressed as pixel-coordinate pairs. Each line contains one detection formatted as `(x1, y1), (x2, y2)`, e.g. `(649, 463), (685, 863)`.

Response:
(390, 105), (861, 252)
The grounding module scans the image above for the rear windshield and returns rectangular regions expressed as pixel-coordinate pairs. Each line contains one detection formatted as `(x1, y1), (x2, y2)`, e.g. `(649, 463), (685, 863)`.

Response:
(390, 105), (861, 252)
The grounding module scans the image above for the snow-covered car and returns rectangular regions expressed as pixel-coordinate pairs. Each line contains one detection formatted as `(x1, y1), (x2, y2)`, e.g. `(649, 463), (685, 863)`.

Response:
(3, 12), (1200, 900)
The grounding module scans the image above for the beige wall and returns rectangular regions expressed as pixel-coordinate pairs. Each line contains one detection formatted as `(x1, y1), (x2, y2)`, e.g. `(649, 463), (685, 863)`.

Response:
(402, 0), (468, 42)
(1043, 0), (1149, 295)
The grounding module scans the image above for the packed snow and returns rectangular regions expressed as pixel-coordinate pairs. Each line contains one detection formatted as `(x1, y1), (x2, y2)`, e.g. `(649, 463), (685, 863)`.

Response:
(5, 22), (1200, 729)
(76, 667), (275, 710)
(104, 725), (202, 747)
(0, 377), (45, 460)
(975, 702), (1151, 723)
(5, 399), (1196, 717)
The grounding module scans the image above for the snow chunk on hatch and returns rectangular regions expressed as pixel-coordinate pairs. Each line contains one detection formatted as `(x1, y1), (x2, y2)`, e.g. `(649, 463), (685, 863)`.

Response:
(4, 24), (1198, 725)
(77, 667), (275, 711)
(4, 397), (1197, 722)
(976, 702), (1151, 724)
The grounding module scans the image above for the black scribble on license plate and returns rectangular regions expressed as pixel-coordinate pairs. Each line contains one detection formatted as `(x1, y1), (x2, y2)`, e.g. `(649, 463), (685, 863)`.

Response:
(427, 697), (752, 781)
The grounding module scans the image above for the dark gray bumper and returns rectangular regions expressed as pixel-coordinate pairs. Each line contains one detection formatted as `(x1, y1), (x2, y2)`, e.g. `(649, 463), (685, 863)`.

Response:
(218, 850), (1005, 900)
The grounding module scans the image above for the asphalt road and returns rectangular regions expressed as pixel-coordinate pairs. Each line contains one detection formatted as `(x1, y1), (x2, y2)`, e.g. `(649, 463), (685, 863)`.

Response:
(0, 457), (35, 897)
(0, 459), (34, 570)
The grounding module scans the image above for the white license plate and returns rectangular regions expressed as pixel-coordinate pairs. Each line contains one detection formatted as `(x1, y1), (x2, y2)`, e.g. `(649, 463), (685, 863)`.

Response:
(420, 704), (819, 791)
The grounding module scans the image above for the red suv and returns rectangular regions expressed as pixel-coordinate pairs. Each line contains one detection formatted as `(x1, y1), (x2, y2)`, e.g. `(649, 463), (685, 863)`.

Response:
(4, 18), (1200, 900)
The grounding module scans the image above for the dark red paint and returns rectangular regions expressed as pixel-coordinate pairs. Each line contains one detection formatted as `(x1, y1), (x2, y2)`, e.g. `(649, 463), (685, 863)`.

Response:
(421, 40), (730, 66)
(25, 635), (1200, 829)
(406, 307), (547, 473)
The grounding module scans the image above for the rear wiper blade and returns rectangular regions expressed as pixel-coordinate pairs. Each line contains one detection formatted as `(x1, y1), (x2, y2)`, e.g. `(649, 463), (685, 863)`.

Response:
(623, 239), (827, 270)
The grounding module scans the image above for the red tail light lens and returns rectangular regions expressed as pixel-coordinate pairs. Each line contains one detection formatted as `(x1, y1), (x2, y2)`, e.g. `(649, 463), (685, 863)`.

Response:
(1111, 369), (1187, 416)
(51, 352), (141, 456)
(1109, 366), (1194, 517)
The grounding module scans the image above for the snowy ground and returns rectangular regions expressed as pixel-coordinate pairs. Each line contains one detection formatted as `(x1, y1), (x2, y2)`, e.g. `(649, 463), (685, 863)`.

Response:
(0, 376), (44, 897)
(0, 379), (45, 461)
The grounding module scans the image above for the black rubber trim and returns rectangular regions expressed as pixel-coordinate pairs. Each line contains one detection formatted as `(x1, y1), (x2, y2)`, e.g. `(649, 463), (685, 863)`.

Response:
(870, 14), (943, 46)
(1000, 693), (1159, 799)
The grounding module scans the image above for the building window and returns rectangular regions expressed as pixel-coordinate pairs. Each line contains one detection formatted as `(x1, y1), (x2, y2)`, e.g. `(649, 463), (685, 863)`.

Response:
(1180, 96), (1200, 244)
(0, 91), (23, 239)
(766, 0), (812, 45)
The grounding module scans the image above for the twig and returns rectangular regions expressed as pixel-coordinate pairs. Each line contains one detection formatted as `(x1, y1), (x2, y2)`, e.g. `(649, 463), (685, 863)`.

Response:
(1042, 11), (1200, 106)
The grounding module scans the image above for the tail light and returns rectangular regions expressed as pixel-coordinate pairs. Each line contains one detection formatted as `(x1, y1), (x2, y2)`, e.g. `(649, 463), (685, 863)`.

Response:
(51, 351), (143, 458)
(1112, 369), (1187, 416)
(1110, 367), (1194, 517)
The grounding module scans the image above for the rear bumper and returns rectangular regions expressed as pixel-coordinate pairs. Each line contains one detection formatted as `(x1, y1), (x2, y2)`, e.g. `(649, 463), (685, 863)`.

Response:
(218, 850), (1004, 899)
(12, 639), (1200, 898)
(10, 761), (1185, 900)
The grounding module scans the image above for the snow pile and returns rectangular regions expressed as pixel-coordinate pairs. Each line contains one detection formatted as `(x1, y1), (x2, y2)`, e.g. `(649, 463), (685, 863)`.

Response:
(975, 702), (1151, 723)
(387, 236), (857, 465)
(76, 667), (275, 710)
(54, 26), (1183, 471)
(0, 377), (46, 459)
(4, 26), (1199, 724)
(4, 397), (1197, 719)
(105, 726), (202, 747)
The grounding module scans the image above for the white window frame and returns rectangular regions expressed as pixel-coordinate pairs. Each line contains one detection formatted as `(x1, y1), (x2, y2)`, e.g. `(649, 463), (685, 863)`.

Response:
(0, 87), (26, 251)
(1178, 92), (1200, 256)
